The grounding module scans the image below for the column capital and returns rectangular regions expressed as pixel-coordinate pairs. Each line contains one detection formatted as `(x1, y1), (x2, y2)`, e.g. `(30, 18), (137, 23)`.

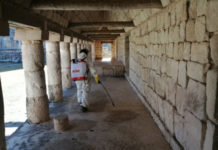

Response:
(72, 37), (78, 43)
(78, 39), (83, 44)
(45, 31), (61, 42)
(63, 35), (72, 43)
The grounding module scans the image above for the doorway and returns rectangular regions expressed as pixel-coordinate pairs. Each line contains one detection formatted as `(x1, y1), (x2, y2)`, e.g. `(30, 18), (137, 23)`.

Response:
(102, 43), (112, 62)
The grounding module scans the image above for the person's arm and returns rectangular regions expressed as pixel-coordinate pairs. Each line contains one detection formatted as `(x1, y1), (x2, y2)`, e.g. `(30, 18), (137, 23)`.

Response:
(89, 64), (100, 83)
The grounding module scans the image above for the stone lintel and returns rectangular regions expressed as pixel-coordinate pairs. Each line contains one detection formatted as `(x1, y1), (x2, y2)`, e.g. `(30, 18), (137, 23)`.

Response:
(14, 28), (44, 41)
(63, 35), (72, 43)
(78, 39), (83, 44)
(47, 31), (61, 42)
(72, 37), (78, 43)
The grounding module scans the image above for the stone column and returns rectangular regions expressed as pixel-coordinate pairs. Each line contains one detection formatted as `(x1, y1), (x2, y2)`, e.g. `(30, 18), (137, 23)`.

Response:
(70, 43), (77, 60)
(22, 40), (49, 123)
(15, 28), (49, 123)
(81, 43), (84, 49)
(77, 43), (81, 58)
(60, 40), (72, 88)
(91, 43), (95, 62)
(0, 78), (6, 150)
(46, 41), (62, 102)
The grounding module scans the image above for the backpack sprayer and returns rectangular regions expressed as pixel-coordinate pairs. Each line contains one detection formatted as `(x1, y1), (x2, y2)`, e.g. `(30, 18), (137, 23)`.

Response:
(99, 80), (115, 107)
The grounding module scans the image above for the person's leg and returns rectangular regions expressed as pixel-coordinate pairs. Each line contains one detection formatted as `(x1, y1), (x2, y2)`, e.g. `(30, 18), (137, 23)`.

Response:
(84, 80), (90, 107)
(80, 80), (90, 111)
(75, 81), (82, 104)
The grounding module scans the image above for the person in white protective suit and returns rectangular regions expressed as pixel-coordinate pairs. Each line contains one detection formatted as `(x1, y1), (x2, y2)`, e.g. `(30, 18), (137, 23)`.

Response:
(71, 49), (100, 112)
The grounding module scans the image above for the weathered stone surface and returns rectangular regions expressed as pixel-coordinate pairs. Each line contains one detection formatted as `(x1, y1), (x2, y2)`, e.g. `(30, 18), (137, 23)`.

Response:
(61, 68), (71, 89)
(174, 112), (185, 147)
(77, 43), (81, 58)
(48, 85), (62, 102)
(70, 43), (77, 59)
(173, 26), (180, 43)
(178, 43), (184, 60)
(210, 34), (218, 66)
(46, 44), (62, 85)
(176, 0), (187, 25)
(170, 7), (176, 26)
(161, 55), (167, 74)
(197, 0), (207, 16)
(184, 111), (203, 150)
(60, 42), (71, 89)
(25, 71), (47, 97)
(53, 115), (69, 131)
(188, 0), (197, 19)
(206, 70), (218, 123)
(178, 61), (187, 88)
(166, 43), (173, 58)
(191, 42), (209, 64)
(26, 96), (49, 123)
(179, 21), (186, 42)
(157, 95), (165, 121)
(166, 58), (179, 81)
(15, 29), (43, 41)
(154, 74), (166, 98)
(161, 0), (170, 7)
(22, 40), (49, 124)
(183, 42), (191, 60)
(187, 62), (207, 83)
(166, 77), (177, 106)
(163, 100), (174, 135)
(176, 86), (187, 116)
(164, 12), (170, 29)
(187, 79), (206, 120)
(60, 42), (71, 68)
(195, 16), (206, 42)
(203, 121), (216, 150)
(22, 40), (44, 71)
(186, 20), (196, 42)
(206, 1), (218, 32)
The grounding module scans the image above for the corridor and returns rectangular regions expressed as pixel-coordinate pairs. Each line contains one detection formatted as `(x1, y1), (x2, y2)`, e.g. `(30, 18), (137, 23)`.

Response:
(0, 0), (217, 150)
(6, 77), (171, 150)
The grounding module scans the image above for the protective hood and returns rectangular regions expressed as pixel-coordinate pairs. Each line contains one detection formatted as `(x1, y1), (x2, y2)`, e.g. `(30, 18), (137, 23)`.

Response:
(78, 52), (87, 60)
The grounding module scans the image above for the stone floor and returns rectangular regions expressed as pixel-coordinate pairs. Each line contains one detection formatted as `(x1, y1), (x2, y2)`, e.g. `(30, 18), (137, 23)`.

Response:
(6, 77), (172, 150)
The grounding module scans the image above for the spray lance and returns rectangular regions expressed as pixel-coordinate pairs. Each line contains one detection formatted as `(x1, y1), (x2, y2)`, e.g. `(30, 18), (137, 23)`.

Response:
(98, 80), (115, 107)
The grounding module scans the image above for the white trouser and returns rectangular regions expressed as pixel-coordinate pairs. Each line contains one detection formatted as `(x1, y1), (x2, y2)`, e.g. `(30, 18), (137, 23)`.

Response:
(75, 80), (90, 107)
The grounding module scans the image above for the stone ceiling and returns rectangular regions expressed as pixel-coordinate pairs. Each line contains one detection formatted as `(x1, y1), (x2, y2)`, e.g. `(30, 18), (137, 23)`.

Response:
(5, 0), (170, 40)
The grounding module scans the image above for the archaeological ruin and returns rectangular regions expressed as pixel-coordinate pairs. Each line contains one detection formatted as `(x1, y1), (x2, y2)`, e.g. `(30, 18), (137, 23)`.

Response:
(0, 0), (217, 150)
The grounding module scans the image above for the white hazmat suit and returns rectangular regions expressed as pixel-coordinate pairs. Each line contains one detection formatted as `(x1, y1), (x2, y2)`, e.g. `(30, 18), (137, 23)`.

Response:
(71, 51), (98, 111)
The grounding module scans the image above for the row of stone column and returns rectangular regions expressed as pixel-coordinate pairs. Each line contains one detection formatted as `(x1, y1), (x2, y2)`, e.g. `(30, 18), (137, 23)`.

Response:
(14, 28), (91, 123)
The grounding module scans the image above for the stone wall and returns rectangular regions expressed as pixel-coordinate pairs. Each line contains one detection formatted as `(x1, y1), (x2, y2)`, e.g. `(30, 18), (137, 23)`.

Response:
(94, 40), (116, 59)
(116, 36), (125, 65)
(127, 0), (218, 150)
(117, 35), (130, 74)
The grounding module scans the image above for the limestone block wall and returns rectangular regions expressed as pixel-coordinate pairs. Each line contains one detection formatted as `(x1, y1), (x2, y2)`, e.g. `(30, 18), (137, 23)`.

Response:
(116, 36), (125, 65)
(94, 40), (116, 59)
(128, 0), (218, 150)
